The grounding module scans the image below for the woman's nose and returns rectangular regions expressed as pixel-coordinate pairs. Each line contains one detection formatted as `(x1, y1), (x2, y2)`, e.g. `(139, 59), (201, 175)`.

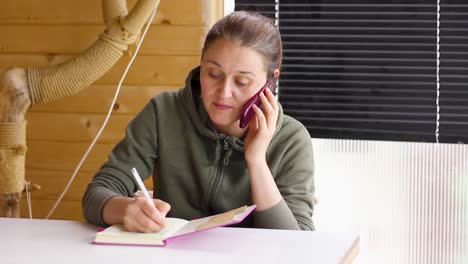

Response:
(218, 80), (233, 98)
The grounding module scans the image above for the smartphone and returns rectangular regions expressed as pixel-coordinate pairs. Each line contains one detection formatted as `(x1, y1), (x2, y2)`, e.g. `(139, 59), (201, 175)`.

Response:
(239, 78), (277, 129)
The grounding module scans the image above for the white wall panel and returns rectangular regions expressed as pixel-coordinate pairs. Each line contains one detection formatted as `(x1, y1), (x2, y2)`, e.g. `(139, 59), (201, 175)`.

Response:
(312, 138), (468, 264)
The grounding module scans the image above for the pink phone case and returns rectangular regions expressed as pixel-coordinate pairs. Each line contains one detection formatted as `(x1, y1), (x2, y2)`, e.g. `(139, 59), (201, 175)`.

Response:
(239, 78), (277, 129)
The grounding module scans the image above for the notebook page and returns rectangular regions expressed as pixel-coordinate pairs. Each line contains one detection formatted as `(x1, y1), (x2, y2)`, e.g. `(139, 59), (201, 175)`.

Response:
(94, 217), (189, 245)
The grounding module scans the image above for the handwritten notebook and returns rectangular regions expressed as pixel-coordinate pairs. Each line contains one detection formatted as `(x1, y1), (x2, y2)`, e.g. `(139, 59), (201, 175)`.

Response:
(93, 205), (256, 247)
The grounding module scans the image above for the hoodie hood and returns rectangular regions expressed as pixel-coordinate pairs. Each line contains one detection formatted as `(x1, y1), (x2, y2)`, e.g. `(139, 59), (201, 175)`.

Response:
(179, 66), (284, 152)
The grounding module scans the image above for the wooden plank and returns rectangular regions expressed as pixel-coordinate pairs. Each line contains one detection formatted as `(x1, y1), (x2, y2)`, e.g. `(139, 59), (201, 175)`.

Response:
(19, 199), (84, 220)
(19, 170), (154, 220)
(0, 0), (207, 26)
(26, 141), (115, 172)
(29, 84), (178, 114)
(0, 25), (205, 55)
(202, 0), (226, 27)
(0, 54), (200, 85)
(99, 55), (199, 85)
(23, 169), (154, 201)
(24, 170), (93, 201)
(26, 112), (131, 143)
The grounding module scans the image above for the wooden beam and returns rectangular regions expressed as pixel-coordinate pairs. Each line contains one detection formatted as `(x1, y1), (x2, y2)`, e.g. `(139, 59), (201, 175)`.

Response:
(0, 25), (206, 55)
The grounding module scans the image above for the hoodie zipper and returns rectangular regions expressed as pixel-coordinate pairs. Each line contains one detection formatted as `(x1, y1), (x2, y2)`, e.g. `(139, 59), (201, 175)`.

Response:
(205, 138), (230, 211)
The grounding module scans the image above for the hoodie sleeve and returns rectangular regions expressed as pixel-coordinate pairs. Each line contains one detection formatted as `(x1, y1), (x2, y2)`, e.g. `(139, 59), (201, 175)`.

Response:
(82, 99), (159, 226)
(253, 120), (315, 231)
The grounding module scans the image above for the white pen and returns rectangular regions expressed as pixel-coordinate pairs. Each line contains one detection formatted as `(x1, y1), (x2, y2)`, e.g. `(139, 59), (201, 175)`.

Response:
(131, 167), (156, 208)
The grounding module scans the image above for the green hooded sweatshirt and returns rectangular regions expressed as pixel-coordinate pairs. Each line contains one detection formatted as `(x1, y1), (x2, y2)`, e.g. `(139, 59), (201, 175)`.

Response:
(82, 66), (315, 230)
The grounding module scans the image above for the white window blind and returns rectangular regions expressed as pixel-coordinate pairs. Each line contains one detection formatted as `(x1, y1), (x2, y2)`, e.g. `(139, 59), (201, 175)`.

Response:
(235, 0), (468, 144)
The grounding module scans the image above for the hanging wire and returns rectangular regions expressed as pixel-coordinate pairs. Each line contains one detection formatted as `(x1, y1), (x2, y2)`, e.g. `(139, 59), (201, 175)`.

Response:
(435, 0), (441, 143)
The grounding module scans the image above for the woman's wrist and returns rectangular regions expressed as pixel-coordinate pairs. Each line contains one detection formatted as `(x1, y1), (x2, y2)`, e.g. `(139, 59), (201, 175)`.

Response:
(246, 157), (267, 174)
(245, 151), (267, 167)
(247, 158), (282, 210)
(102, 196), (134, 225)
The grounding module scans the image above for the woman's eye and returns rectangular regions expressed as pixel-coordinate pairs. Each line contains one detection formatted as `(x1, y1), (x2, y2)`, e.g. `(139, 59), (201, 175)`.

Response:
(209, 73), (222, 79)
(236, 81), (248, 87)
(236, 79), (250, 87)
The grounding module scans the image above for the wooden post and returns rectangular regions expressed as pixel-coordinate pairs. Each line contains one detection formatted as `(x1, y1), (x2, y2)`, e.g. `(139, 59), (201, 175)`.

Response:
(0, 67), (31, 217)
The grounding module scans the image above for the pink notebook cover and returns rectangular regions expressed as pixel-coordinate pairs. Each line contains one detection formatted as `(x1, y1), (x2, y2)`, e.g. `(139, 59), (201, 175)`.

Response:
(93, 205), (256, 247)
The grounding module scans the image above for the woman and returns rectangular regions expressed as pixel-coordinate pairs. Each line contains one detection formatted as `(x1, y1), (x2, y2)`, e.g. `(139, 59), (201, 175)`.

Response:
(82, 11), (315, 232)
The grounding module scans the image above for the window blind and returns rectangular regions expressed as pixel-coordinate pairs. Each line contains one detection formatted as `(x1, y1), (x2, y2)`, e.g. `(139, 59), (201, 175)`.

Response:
(235, 0), (468, 144)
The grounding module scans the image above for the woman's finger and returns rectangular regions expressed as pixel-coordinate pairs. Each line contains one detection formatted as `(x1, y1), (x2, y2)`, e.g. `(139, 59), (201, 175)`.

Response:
(252, 104), (267, 131)
(123, 211), (159, 233)
(155, 199), (171, 217)
(260, 89), (278, 129)
(247, 113), (259, 133)
(131, 197), (166, 231)
(265, 88), (278, 111)
(135, 213), (164, 232)
(139, 199), (166, 227)
(132, 215), (161, 232)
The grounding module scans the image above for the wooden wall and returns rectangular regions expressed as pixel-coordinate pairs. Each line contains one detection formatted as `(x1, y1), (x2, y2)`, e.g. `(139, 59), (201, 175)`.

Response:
(0, 0), (223, 220)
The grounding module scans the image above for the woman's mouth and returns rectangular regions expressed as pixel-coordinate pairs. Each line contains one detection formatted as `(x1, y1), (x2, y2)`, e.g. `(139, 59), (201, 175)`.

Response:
(214, 102), (233, 110)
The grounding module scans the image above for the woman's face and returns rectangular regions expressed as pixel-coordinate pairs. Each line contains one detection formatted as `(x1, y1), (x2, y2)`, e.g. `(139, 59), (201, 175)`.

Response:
(200, 38), (268, 134)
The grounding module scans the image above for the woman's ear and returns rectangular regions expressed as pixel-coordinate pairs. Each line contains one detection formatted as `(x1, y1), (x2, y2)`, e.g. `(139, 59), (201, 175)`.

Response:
(273, 69), (280, 78)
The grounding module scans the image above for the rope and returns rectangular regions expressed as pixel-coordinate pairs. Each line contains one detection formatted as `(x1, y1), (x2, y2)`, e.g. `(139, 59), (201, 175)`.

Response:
(0, 121), (27, 194)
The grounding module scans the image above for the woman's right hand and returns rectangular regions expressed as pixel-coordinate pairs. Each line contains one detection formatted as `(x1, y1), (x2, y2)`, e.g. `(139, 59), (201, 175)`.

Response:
(102, 196), (171, 233)
(122, 197), (171, 232)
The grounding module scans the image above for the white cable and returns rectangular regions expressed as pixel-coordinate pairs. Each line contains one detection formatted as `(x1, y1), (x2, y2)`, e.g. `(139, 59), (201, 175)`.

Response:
(45, 3), (160, 219)
(25, 181), (32, 219)
(275, 0), (280, 98)
(435, 0), (440, 143)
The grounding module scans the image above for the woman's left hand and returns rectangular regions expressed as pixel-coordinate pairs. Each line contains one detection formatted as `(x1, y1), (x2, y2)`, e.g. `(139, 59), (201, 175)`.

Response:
(244, 88), (279, 164)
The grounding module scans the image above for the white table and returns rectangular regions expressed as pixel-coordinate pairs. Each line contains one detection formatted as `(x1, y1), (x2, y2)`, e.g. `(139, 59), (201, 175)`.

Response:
(1, 218), (359, 264)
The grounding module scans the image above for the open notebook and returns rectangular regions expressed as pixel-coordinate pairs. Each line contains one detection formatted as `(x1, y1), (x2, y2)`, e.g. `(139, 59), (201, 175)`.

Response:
(93, 205), (256, 247)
